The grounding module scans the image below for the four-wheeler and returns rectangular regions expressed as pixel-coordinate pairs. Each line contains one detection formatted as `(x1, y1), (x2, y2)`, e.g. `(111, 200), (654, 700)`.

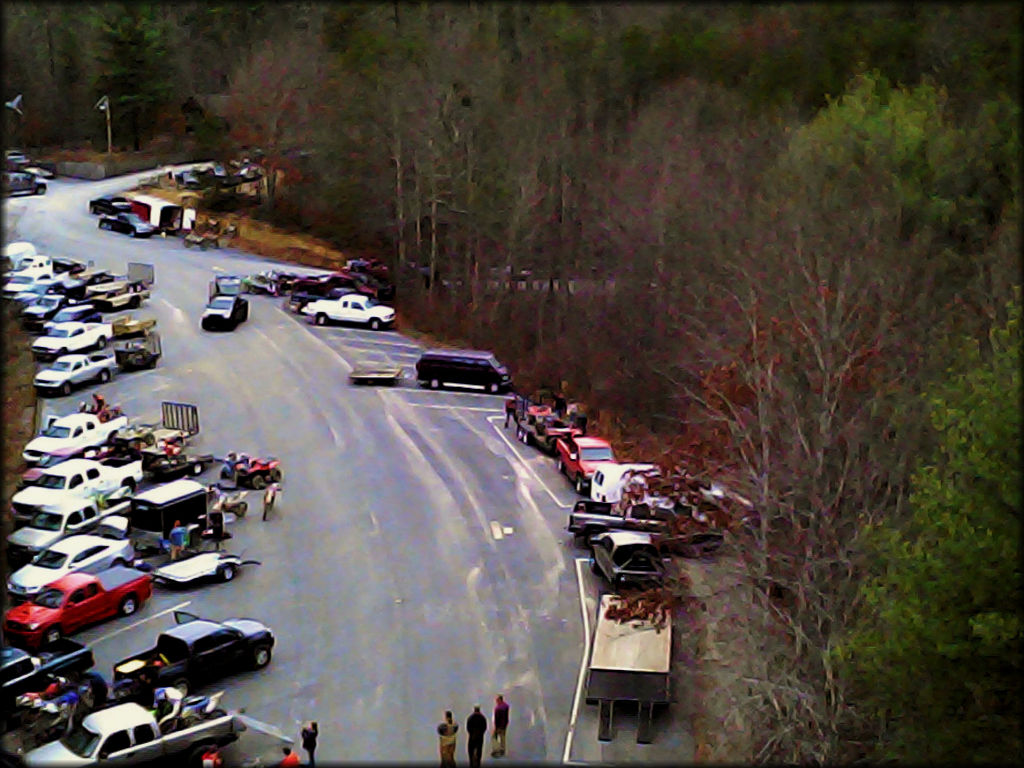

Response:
(113, 609), (274, 697)
(112, 330), (161, 371)
(88, 195), (133, 216)
(97, 212), (157, 238)
(201, 294), (248, 331)
(152, 552), (261, 588)
(221, 454), (282, 490)
(3, 567), (153, 649)
(33, 353), (118, 397)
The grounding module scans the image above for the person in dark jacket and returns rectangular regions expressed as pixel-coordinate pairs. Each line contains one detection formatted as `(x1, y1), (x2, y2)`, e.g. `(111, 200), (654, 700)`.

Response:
(466, 706), (488, 768)
(504, 396), (517, 428)
(491, 694), (510, 757)
(301, 721), (319, 767)
(437, 710), (458, 767)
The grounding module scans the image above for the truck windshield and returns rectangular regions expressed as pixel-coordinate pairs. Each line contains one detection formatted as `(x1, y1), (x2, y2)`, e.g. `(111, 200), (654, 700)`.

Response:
(32, 550), (68, 569)
(30, 512), (65, 531)
(33, 588), (64, 608)
(38, 296), (62, 308)
(35, 474), (68, 490)
(41, 425), (71, 438)
(62, 723), (101, 758)
(581, 447), (615, 462)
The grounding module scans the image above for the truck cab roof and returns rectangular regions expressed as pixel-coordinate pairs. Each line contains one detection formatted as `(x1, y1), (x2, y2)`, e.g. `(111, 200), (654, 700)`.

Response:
(83, 702), (154, 734)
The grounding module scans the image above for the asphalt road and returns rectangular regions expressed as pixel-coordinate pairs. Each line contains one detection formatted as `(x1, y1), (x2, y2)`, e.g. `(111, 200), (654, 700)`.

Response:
(4, 172), (622, 763)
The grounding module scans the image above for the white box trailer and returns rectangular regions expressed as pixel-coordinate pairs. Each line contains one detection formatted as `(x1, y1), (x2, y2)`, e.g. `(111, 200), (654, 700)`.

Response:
(585, 594), (672, 743)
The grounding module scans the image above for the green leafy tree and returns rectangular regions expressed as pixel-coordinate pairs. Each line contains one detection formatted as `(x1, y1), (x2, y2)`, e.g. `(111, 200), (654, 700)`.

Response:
(94, 3), (173, 151)
(836, 294), (1022, 762)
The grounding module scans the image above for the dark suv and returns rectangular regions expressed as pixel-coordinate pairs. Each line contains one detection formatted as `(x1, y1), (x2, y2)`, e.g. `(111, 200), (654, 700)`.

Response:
(3, 171), (46, 196)
(415, 349), (512, 393)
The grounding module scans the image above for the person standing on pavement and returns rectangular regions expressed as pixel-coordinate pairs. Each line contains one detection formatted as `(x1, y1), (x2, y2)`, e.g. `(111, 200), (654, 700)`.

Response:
(466, 705), (487, 768)
(437, 710), (459, 768)
(491, 695), (510, 757)
(168, 520), (187, 561)
(504, 395), (517, 428)
(301, 721), (319, 767)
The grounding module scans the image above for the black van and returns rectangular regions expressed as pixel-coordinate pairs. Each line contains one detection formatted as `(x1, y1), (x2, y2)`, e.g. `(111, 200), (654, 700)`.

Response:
(415, 349), (512, 393)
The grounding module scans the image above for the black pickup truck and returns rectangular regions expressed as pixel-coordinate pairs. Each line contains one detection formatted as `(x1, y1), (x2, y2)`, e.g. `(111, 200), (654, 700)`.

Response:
(113, 610), (274, 697)
(566, 499), (725, 557)
(1, 638), (95, 726)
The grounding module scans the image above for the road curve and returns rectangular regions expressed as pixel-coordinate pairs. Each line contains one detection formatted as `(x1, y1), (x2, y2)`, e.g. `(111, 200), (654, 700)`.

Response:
(5, 173), (585, 762)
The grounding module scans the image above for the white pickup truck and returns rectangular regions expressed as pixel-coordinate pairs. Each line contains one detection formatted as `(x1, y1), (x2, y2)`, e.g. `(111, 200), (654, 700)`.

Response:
(301, 292), (396, 330)
(22, 413), (129, 465)
(14, 456), (142, 504)
(33, 353), (118, 397)
(6, 498), (131, 564)
(31, 322), (113, 362)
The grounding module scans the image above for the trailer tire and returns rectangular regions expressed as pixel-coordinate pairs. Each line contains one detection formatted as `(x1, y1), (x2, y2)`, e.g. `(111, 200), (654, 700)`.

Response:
(119, 594), (138, 616)
(192, 462), (204, 476)
(129, 295), (141, 309)
(218, 564), (236, 582)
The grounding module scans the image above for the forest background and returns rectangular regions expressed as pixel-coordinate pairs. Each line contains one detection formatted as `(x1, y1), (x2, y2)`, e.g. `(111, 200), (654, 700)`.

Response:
(3, 3), (1021, 762)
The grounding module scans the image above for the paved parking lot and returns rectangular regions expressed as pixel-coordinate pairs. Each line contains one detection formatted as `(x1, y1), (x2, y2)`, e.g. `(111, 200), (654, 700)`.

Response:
(7, 173), (693, 764)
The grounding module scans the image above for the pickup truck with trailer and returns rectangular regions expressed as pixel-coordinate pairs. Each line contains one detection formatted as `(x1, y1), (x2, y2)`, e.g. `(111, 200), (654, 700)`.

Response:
(113, 610), (275, 697)
(22, 412), (130, 465)
(31, 321), (113, 362)
(585, 594), (672, 744)
(567, 499), (725, 557)
(22, 700), (244, 767)
(555, 435), (618, 495)
(7, 499), (132, 565)
(33, 353), (118, 397)
(84, 280), (149, 313)
(513, 400), (582, 455)
(1, 639), (95, 729)
(3, 567), (153, 649)
(18, 445), (119, 490)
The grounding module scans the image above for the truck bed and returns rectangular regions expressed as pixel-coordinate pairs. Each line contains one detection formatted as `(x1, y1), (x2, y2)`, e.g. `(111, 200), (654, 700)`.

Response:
(95, 566), (150, 594)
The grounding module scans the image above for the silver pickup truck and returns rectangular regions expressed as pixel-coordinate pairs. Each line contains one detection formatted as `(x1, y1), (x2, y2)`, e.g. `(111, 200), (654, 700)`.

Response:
(24, 701), (243, 766)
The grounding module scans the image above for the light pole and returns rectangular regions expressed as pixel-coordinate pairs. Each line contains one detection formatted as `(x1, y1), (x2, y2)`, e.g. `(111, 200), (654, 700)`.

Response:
(95, 95), (112, 154)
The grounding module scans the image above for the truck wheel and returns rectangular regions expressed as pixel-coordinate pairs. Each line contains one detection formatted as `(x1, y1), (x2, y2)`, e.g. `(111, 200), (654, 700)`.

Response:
(315, 313), (327, 326)
(251, 474), (266, 490)
(252, 644), (272, 669)
(122, 478), (136, 492)
(576, 475), (586, 494)
(370, 318), (382, 330)
(489, 382), (499, 393)
(44, 625), (62, 646)
(218, 564), (236, 582)
(96, 336), (107, 349)
(99, 369), (111, 383)
(61, 382), (71, 397)
(430, 378), (440, 390)
(191, 462), (204, 476)
(119, 594), (138, 616)
(557, 458), (565, 474)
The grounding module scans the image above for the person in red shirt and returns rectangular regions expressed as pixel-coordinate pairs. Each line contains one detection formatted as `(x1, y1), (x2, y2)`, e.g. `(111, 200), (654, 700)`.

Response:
(279, 747), (300, 767)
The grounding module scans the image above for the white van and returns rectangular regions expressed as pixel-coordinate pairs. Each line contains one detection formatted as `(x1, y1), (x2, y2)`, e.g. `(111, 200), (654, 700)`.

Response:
(590, 463), (660, 503)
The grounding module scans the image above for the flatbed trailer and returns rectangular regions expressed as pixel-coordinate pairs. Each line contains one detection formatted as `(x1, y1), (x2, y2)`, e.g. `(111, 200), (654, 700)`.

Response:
(349, 363), (404, 386)
(585, 594), (672, 744)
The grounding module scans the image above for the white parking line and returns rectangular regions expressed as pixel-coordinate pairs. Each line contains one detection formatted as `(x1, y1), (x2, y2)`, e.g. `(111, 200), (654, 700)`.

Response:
(486, 415), (573, 509)
(490, 521), (504, 540)
(563, 558), (593, 764)
(90, 600), (192, 645)
(157, 297), (186, 324)
(405, 404), (502, 413)
(328, 334), (421, 350)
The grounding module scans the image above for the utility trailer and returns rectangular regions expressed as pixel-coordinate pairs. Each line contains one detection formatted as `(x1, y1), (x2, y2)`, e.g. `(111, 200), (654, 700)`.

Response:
(585, 594), (672, 744)
(110, 401), (200, 453)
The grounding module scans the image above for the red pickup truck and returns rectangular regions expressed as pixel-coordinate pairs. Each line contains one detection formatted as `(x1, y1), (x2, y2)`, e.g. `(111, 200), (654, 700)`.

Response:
(555, 435), (618, 495)
(3, 567), (152, 649)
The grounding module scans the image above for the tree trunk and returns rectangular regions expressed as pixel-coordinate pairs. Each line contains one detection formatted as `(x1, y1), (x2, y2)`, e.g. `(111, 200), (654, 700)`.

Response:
(413, 151), (423, 258)
(393, 113), (406, 268)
